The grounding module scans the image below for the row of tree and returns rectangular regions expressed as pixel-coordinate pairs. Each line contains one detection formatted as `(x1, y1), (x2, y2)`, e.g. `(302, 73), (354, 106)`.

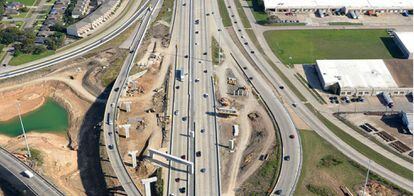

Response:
(0, 27), (65, 56)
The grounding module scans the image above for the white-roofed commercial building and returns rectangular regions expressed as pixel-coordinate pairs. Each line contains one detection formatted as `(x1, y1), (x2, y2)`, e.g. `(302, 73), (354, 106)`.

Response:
(392, 31), (414, 59)
(263, 0), (413, 14)
(315, 59), (412, 96)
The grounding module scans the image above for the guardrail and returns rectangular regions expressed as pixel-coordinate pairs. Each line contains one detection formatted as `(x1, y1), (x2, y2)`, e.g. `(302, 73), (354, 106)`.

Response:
(0, 0), (151, 80)
(0, 147), (64, 196)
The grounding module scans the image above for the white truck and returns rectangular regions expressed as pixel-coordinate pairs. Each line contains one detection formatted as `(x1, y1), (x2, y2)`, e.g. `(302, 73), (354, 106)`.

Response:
(23, 170), (34, 178)
(233, 125), (239, 137)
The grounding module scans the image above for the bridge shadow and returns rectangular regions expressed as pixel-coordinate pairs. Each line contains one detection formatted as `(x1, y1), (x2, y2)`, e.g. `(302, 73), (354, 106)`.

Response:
(77, 84), (112, 195)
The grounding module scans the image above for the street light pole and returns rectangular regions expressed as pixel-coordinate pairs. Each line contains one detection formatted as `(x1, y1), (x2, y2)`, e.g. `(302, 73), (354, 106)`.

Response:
(16, 103), (31, 158)
(218, 28), (221, 65)
(362, 159), (371, 196)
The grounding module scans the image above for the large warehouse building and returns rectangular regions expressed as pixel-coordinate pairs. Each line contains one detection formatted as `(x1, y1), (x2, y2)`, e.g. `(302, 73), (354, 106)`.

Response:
(263, 0), (413, 14)
(392, 31), (414, 59)
(315, 59), (413, 96)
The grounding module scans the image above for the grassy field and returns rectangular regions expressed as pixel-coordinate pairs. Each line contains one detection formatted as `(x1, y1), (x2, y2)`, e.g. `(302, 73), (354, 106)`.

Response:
(155, 0), (174, 24)
(245, 0), (268, 24)
(211, 36), (223, 65)
(237, 146), (280, 195)
(263, 29), (404, 64)
(305, 103), (413, 181)
(234, 0), (251, 28)
(217, 0), (232, 27)
(15, 0), (37, 6)
(101, 51), (128, 86)
(9, 50), (55, 66)
(296, 130), (410, 195)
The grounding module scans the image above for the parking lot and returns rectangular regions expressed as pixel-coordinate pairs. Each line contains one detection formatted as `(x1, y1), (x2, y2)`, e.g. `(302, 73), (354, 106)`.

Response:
(271, 12), (413, 29)
(325, 95), (413, 113)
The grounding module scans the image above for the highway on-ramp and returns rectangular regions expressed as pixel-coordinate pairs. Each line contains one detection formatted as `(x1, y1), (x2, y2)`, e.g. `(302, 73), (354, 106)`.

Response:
(214, 0), (413, 193)
(0, 147), (64, 196)
(102, 0), (159, 194)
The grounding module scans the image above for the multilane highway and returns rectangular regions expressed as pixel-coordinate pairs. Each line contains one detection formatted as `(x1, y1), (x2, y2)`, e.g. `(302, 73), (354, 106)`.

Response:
(102, 0), (159, 194)
(0, 0), (151, 80)
(0, 147), (64, 196)
(214, 0), (413, 193)
(167, 0), (221, 194)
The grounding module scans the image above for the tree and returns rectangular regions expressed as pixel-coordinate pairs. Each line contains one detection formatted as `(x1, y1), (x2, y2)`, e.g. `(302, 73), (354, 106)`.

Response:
(33, 45), (47, 54)
(0, 27), (20, 45)
(19, 7), (29, 12)
(50, 23), (66, 33)
(44, 38), (57, 50)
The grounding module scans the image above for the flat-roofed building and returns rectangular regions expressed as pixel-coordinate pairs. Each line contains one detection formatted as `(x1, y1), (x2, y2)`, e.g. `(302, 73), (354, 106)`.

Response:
(263, 0), (413, 14)
(392, 31), (414, 59)
(72, 0), (91, 18)
(315, 59), (412, 96)
(67, 0), (120, 37)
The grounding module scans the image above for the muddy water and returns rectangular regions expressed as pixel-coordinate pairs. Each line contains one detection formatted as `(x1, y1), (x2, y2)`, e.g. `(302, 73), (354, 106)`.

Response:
(0, 99), (68, 137)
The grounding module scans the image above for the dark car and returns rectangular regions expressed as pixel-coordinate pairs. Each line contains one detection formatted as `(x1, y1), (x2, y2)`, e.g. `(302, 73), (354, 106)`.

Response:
(289, 134), (295, 139)
(108, 144), (114, 150)
(196, 151), (201, 157)
(184, 55), (189, 58)
(114, 87), (120, 92)
(275, 190), (283, 195)
(181, 155), (186, 159)
(203, 52), (207, 55)
(200, 168), (206, 173)
(279, 86), (284, 89)
(179, 187), (186, 193)
(284, 155), (290, 161)
(248, 76), (253, 80)
(175, 178), (180, 182)
(201, 128), (205, 133)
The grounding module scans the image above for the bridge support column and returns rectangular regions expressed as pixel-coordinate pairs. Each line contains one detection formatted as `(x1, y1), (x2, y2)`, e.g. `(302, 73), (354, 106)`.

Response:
(120, 124), (131, 138)
(128, 150), (138, 168)
(141, 177), (157, 196)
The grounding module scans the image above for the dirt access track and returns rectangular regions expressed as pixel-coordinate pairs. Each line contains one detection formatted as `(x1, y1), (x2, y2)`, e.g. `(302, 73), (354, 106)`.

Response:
(0, 79), (95, 195)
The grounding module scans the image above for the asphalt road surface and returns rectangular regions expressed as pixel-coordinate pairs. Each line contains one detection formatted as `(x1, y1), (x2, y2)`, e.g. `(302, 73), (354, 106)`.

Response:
(102, 1), (159, 194)
(0, 147), (64, 196)
(0, 0), (151, 80)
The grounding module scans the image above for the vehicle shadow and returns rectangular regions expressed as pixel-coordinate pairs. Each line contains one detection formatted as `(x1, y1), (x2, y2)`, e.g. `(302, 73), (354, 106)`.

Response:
(77, 84), (112, 195)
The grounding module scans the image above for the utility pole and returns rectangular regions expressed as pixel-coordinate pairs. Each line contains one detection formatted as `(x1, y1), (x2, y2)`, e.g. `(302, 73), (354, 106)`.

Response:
(16, 103), (31, 158)
(362, 159), (371, 196)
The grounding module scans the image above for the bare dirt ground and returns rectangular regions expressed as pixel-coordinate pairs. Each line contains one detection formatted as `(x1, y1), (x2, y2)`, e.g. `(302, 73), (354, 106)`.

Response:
(0, 80), (94, 195)
(116, 37), (172, 192)
(214, 57), (276, 196)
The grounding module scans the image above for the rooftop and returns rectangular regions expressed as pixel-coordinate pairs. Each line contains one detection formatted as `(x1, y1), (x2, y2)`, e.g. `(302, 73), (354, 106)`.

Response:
(263, 0), (413, 9)
(394, 32), (414, 54)
(316, 59), (398, 89)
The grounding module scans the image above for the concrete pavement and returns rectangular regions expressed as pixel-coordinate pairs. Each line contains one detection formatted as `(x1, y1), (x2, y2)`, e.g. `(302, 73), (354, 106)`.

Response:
(240, 1), (413, 171)
(0, 147), (64, 196)
(229, 1), (413, 192)
(102, 0), (159, 194)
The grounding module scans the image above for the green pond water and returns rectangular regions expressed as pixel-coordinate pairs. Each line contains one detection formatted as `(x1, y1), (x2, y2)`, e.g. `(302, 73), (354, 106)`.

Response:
(0, 99), (69, 137)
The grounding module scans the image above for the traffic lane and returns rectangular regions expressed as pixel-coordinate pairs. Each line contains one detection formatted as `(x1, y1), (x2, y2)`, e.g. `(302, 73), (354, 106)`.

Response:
(0, 149), (61, 195)
(168, 0), (191, 193)
(291, 103), (413, 191)
(0, 0), (152, 79)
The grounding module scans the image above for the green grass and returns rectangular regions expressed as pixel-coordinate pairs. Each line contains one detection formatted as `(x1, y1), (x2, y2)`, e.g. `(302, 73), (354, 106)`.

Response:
(329, 22), (363, 26)
(244, 29), (307, 102)
(304, 103), (413, 181)
(246, 0), (268, 24)
(234, 0), (251, 28)
(263, 29), (404, 64)
(101, 51), (128, 86)
(211, 36), (223, 65)
(294, 73), (327, 104)
(27, 148), (44, 166)
(217, 0), (232, 27)
(296, 130), (411, 195)
(14, 0), (37, 6)
(155, 0), (174, 24)
(9, 50), (55, 66)
(237, 146), (280, 195)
